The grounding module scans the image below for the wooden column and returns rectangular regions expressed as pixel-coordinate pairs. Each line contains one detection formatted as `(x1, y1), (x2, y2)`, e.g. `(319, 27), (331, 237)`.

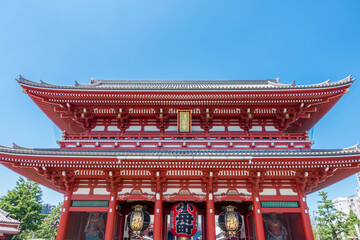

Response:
(245, 214), (252, 240)
(104, 190), (118, 240)
(116, 213), (125, 240)
(206, 171), (216, 240)
(298, 188), (315, 240)
(153, 192), (163, 239)
(163, 213), (168, 240)
(153, 171), (163, 240)
(56, 192), (72, 240)
(202, 214), (207, 240)
(206, 193), (216, 240)
(252, 189), (265, 240)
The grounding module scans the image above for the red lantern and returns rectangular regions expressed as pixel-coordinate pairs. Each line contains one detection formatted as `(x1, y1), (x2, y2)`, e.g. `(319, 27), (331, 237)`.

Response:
(170, 202), (198, 239)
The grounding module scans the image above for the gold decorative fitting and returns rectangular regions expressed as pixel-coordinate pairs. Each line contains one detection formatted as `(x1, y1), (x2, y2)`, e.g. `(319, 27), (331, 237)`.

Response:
(225, 205), (236, 212)
(132, 204), (144, 211)
(178, 237), (191, 240)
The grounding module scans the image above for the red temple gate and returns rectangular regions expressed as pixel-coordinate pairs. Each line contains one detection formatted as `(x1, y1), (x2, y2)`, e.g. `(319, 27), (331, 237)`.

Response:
(0, 76), (360, 240)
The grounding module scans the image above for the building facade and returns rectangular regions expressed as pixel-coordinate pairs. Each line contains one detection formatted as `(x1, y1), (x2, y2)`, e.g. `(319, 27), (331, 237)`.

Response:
(333, 197), (351, 214)
(333, 190), (360, 218)
(41, 204), (56, 215)
(1, 76), (360, 240)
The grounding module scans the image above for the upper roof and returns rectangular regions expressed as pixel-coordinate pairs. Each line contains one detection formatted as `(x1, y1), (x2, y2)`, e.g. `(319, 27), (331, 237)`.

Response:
(16, 75), (355, 134)
(17, 75), (355, 91)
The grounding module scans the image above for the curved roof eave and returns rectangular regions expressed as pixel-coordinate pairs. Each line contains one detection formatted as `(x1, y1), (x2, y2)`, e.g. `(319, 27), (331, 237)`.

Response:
(1, 144), (360, 158)
(16, 75), (355, 91)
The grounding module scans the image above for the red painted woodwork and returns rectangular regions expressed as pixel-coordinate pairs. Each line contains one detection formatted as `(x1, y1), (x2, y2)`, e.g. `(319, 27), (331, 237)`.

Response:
(162, 214), (168, 240)
(104, 191), (117, 240)
(206, 194), (216, 240)
(56, 193), (72, 240)
(116, 214), (125, 240)
(244, 215), (252, 240)
(202, 214), (207, 240)
(298, 190), (315, 240)
(59, 132), (312, 150)
(252, 191), (265, 240)
(153, 194), (163, 240)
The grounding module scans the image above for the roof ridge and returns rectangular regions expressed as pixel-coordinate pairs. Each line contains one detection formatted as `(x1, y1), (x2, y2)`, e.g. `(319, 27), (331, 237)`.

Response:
(17, 75), (355, 91)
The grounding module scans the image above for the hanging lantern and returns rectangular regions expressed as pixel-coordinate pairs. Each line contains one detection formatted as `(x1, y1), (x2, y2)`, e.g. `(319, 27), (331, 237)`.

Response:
(170, 202), (198, 240)
(126, 205), (150, 236)
(218, 205), (243, 238)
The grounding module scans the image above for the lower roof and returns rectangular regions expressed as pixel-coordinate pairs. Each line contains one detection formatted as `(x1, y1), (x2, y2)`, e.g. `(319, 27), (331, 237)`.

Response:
(0, 226), (20, 235)
(2, 144), (360, 158)
(1, 144), (360, 194)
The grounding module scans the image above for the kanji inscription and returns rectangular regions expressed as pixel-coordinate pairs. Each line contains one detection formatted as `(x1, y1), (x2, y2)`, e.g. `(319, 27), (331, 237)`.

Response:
(177, 110), (192, 133)
(170, 202), (198, 238)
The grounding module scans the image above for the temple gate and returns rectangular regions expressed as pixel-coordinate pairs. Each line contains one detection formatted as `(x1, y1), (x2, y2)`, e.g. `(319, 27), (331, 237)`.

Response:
(1, 76), (360, 240)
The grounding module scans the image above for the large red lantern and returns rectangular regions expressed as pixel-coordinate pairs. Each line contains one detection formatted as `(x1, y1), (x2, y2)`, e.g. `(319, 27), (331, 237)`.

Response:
(170, 202), (198, 239)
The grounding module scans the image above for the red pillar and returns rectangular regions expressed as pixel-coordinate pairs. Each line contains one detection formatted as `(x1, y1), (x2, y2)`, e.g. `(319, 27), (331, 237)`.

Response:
(252, 191), (265, 240)
(104, 191), (118, 240)
(202, 214), (207, 240)
(162, 213), (168, 240)
(298, 191), (315, 240)
(153, 192), (163, 240)
(245, 215), (252, 240)
(206, 192), (216, 240)
(116, 214), (125, 240)
(56, 192), (72, 240)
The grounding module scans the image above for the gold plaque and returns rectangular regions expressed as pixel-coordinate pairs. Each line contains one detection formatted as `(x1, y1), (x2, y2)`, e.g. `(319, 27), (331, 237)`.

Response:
(177, 110), (192, 133)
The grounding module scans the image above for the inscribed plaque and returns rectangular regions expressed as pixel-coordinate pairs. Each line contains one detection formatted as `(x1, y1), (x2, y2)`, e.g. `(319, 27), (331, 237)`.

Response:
(177, 110), (192, 133)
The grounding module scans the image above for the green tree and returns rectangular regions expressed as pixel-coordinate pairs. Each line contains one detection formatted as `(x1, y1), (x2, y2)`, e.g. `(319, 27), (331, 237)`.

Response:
(0, 177), (43, 238)
(314, 191), (347, 240)
(35, 203), (62, 239)
(344, 210), (360, 237)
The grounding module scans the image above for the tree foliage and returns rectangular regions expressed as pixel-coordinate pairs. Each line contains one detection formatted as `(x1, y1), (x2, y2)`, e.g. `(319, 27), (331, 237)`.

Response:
(0, 177), (43, 238)
(314, 191), (347, 240)
(32, 203), (62, 240)
(344, 210), (360, 237)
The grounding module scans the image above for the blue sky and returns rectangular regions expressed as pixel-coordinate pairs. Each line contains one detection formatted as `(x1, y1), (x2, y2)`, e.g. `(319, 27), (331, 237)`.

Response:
(0, 0), (360, 216)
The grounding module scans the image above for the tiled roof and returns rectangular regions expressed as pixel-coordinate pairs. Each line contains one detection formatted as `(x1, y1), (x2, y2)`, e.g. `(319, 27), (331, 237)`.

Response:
(0, 209), (21, 225)
(1, 144), (360, 158)
(16, 75), (354, 91)
(0, 226), (20, 234)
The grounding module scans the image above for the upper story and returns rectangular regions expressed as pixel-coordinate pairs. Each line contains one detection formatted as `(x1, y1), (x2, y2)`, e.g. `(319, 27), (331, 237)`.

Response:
(17, 75), (354, 150)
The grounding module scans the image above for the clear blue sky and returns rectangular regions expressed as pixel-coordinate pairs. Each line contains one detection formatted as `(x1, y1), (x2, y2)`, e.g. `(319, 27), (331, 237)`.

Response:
(0, 0), (360, 217)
